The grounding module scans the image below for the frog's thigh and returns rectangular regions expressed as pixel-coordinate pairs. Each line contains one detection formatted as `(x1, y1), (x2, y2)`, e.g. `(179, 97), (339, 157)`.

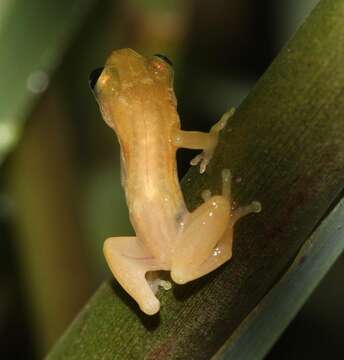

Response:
(104, 236), (161, 315)
(185, 229), (233, 281)
(171, 196), (230, 284)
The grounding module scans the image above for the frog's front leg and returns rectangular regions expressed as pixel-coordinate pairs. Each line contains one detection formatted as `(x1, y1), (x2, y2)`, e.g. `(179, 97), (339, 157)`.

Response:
(171, 169), (261, 284)
(172, 108), (235, 173)
(104, 236), (164, 315)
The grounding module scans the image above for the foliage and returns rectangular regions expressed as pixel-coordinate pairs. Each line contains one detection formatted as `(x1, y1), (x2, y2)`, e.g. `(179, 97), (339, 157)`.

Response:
(0, 0), (97, 164)
(47, 0), (344, 358)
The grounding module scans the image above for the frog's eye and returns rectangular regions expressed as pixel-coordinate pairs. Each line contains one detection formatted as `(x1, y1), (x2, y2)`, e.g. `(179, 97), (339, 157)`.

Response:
(89, 67), (104, 90)
(154, 54), (173, 67)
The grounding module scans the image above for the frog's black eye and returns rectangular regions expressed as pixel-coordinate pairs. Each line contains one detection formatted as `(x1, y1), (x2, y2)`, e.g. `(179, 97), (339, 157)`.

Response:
(154, 54), (173, 66)
(89, 67), (104, 90)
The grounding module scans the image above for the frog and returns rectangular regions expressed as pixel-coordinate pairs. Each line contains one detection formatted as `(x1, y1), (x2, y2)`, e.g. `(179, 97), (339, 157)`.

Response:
(89, 48), (261, 315)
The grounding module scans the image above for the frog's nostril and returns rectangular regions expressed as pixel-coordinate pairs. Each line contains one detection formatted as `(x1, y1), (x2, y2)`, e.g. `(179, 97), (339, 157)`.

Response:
(89, 67), (104, 90)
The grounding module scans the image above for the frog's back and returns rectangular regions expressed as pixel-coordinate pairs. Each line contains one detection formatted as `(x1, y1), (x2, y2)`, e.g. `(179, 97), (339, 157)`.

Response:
(122, 97), (185, 264)
(100, 49), (183, 212)
(92, 48), (186, 262)
(124, 94), (182, 203)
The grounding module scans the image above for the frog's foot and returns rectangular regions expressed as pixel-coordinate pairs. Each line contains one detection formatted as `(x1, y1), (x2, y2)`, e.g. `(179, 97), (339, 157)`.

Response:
(201, 168), (261, 222)
(220, 168), (261, 223)
(190, 107), (235, 174)
(200, 168), (231, 202)
(146, 271), (172, 294)
(104, 236), (163, 315)
(232, 201), (261, 223)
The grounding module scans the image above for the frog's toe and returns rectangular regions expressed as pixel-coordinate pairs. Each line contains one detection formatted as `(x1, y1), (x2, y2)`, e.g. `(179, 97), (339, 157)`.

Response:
(190, 153), (202, 166)
(190, 153), (210, 174)
(232, 201), (262, 223)
(170, 269), (188, 285)
(221, 168), (232, 200)
(140, 297), (160, 315)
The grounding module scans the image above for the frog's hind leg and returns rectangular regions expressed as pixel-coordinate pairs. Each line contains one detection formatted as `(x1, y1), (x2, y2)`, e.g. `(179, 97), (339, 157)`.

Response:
(192, 181), (261, 279)
(222, 168), (261, 222)
(104, 236), (163, 315)
(171, 171), (232, 284)
(171, 169), (261, 284)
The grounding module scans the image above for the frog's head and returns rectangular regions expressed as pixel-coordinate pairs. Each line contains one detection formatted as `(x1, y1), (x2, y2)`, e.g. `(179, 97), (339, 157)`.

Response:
(89, 48), (175, 132)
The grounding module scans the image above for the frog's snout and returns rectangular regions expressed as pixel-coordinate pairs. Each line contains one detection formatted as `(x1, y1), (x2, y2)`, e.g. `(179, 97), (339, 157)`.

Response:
(89, 67), (104, 91)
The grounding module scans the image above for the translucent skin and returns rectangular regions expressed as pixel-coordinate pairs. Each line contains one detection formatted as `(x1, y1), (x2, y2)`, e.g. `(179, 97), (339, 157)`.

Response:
(92, 48), (261, 315)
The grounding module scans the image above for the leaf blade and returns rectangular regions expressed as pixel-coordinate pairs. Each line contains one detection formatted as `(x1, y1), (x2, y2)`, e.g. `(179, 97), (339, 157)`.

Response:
(0, 0), (97, 163)
(215, 197), (344, 360)
(47, 0), (344, 358)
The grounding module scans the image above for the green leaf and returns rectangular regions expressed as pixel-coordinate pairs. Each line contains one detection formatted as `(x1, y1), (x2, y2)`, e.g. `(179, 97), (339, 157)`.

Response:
(215, 197), (344, 359)
(47, 0), (344, 358)
(0, 0), (97, 164)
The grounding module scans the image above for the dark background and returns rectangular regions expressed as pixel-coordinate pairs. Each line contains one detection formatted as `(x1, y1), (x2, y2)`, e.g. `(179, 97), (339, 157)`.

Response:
(1, 0), (343, 358)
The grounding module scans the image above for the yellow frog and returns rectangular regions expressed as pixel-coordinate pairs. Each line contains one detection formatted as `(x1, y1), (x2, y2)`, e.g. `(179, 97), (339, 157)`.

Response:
(90, 48), (260, 315)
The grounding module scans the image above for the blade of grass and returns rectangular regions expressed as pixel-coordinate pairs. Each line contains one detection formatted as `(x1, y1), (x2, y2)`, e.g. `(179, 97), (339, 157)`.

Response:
(0, 0), (97, 164)
(47, 0), (344, 358)
(214, 197), (344, 360)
